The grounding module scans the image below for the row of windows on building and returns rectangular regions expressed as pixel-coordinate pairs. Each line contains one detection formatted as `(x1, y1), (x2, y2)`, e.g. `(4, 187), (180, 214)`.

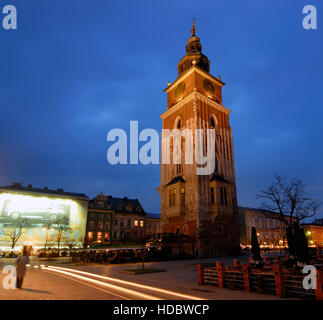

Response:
(174, 115), (233, 163)
(248, 217), (285, 229)
(169, 188), (185, 207)
(114, 219), (144, 227)
(168, 186), (229, 207)
(249, 230), (286, 240)
(88, 218), (144, 231)
(211, 187), (228, 206)
(87, 230), (142, 242)
(92, 201), (143, 213)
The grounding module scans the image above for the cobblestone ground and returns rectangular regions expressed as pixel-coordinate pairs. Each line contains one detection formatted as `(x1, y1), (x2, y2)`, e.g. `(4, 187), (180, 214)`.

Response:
(0, 256), (292, 300)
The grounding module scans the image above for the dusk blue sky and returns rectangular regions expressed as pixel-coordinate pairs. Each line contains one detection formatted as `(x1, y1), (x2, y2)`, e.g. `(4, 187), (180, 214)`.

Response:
(1, 1), (322, 219)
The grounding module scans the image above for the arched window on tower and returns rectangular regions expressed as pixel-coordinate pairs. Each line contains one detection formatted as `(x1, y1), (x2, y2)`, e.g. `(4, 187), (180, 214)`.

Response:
(177, 118), (181, 129)
(210, 114), (218, 128)
(174, 116), (182, 130)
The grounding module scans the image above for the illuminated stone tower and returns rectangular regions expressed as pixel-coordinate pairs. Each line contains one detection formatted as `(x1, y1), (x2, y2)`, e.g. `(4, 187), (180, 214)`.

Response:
(157, 23), (240, 257)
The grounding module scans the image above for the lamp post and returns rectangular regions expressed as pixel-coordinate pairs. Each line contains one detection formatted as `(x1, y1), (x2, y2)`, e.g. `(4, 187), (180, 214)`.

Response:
(142, 245), (145, 270)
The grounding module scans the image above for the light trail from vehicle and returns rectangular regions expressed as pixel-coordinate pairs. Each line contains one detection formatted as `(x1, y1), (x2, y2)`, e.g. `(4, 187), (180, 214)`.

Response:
(42, 266), (161, 300)
(44, 269), (131, 300)
(46, 265), (204, 300)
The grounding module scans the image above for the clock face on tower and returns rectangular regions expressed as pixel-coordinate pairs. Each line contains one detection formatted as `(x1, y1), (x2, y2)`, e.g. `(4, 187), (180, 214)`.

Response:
(203, 79), (215, 94)
(175, 82), (185, 98)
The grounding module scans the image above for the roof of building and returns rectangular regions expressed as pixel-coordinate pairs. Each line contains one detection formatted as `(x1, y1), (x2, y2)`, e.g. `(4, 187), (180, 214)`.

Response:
(310, 218), (323, 226)
(209, 173), (232, 184)
(301, 222), (323, 227)
(166, 176), (185, 186)
(0, 183), (88, 200)
(238, 206), (293, 220)
(89, 194), (145, 214)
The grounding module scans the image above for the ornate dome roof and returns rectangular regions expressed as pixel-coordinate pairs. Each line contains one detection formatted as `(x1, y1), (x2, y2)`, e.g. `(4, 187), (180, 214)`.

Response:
(177, 22), (210, 75)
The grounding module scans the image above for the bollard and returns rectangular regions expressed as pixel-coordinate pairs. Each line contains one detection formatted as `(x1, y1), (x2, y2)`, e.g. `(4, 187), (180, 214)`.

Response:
(216, 262), (225, 288)
(197, 264), (204, 285)
(242, 264), (251, 292)
(316, 269), (323, 300)
(233, 260), (240, 270)
(272, 264), (286, 297)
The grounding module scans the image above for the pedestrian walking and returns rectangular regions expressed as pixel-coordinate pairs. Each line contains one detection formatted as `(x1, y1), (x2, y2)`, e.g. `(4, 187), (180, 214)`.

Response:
(15, 250), (30, 289)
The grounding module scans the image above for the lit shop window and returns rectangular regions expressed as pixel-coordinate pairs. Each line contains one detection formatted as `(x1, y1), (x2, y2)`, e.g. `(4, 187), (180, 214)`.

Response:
(104, 233), (109, 240)
(140, 220), (144, 227)
(134, 220), (139, 227)
(88, 232), (93, 241)
(97, 232), (102, 243)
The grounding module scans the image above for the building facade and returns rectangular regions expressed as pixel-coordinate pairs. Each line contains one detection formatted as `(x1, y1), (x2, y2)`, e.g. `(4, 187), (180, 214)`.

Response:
(158, 23), (240, 257)
(85, 193), (113, 246)
(239, 206), (323, 249)
(0, 183), (88, 253)
(303, 224), (323, 248)
(85, 194), (146, 246)
(145, 213), (161, 236)
(238, 207), (288, 249)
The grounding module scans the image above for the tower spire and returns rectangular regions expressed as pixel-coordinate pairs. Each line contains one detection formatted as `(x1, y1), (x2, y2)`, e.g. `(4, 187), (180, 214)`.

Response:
(177, 20), (210, 75)
(191, 18), (197, 37)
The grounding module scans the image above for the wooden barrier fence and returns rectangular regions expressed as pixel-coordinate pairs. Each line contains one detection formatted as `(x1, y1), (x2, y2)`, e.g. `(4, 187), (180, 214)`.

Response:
(198, 261), (322, 300)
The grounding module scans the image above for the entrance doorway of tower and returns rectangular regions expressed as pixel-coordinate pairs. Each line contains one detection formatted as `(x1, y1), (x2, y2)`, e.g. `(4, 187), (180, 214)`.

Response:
(146, 233), (197, 260)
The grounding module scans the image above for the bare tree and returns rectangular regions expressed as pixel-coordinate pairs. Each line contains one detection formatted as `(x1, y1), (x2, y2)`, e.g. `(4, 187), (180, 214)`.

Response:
(257, 175), (320, 261)
(257, 174), (320, 228)
(43, 222), (53, 250)
(6, 219), (27, 250)
(64, 239), (78, 256)
(53, 216), (70, 257)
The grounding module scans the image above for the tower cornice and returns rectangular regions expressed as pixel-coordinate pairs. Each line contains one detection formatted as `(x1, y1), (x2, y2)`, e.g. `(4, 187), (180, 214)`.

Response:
(164, 65), (225, 93)
(160, 90), (231, 120)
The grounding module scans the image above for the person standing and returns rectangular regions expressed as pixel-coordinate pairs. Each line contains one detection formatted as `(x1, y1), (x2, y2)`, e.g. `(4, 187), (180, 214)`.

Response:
(15, 250), (30, 289)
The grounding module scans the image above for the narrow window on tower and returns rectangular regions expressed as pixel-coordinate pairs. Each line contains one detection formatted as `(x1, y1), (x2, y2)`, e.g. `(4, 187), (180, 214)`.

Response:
(211, 187), (215, 204)
(176, 164), (181, 175)
(181, 188), (185, 206)
(224, 187), (228, 205)
(210, 116), (215, 128)
(220, 187), (224, 205)
(172, 189), (176, 206)
(215, 157), (218, 173)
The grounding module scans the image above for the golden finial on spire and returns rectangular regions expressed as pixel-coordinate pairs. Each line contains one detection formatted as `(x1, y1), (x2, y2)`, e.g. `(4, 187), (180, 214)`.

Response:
(191, 17), (197, 37)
